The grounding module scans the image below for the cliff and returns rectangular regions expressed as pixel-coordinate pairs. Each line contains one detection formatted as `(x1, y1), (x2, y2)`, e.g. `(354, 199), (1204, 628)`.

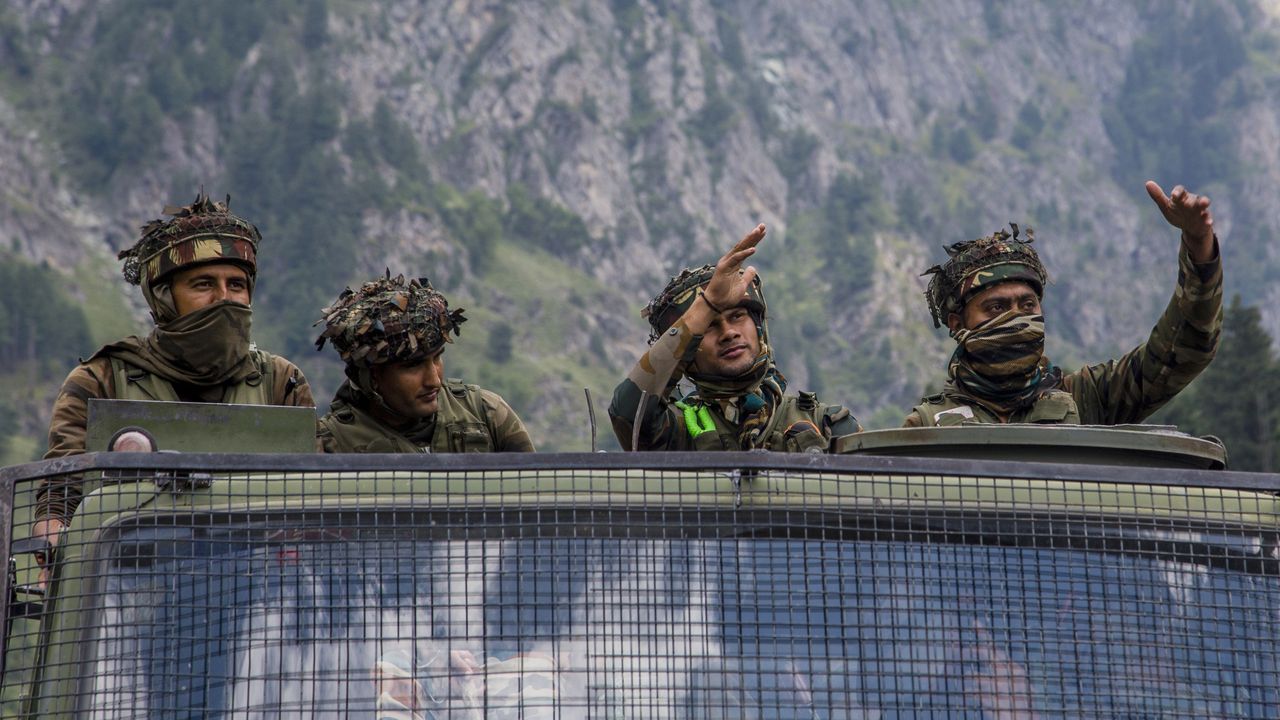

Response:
(0, 0), (1274, 449)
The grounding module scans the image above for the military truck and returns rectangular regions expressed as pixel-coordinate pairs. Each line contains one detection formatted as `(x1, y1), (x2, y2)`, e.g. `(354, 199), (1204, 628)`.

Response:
(3, 411), (1278, 718)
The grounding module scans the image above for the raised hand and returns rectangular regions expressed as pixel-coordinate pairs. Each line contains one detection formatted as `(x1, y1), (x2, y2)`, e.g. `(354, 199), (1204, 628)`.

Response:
(702, 223), (766, 311)
(1145, 181), (1216, 263)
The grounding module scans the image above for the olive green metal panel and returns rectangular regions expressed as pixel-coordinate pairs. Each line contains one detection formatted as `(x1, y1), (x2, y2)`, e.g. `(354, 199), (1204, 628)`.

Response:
(22, 466), (1280, 717)
(85, 399), (316, 453)
(49, 469), (1280, 528)
(833, 425), (1228, 470)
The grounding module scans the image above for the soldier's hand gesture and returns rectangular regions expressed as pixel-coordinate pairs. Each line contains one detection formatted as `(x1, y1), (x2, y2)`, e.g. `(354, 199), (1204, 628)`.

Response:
(1145, 181), (1216, 263)
(702, 223), (765, 311)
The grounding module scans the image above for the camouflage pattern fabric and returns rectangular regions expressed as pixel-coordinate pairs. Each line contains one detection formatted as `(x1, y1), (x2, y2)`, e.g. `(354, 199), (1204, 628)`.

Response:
(908, 388), (1080, 427)
(609, 317), (860, 451)
(118, 193), (260, 286)
(625, 263), (808, 450)
(315, 273), (466, 367)
(922, 224), (1047, 328)
(904, 242), (1223, 426)
(947, 312), (1051, 415)
(37, 351), (315, 523)
(642, 264), (766, 343)
(318, 379), (534, 453)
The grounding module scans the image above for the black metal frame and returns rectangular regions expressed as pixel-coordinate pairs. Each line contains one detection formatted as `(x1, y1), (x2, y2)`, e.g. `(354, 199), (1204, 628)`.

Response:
(3, 450), (1280, 488)
(4, 451), (1279, 695)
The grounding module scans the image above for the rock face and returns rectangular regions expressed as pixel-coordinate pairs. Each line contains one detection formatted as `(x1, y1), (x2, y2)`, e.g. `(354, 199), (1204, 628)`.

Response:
(0, 0), (1275, 448)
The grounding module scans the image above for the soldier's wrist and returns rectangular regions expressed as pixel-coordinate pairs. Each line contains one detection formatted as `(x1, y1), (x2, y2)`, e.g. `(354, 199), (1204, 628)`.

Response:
(698, 292), (725, 314)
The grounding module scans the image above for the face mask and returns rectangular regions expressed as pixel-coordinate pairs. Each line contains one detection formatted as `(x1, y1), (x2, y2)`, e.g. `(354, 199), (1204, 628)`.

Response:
(948, 311), (1048, 412)
(145, 300), (254, 385)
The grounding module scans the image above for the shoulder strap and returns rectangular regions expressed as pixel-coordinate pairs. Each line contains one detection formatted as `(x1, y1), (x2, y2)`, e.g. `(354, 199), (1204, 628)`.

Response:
(1023, 390), (1080, 424)
(445, 378), (491, 425)
(108, 356), (179, 402)
(107, 351), (275, 405)
(912, 396), (978, 427)
(428, 380), (496, 453)
(223, 349), (274, 405)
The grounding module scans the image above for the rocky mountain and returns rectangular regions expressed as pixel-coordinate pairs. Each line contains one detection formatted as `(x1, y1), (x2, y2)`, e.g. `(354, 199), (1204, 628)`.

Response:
(0, 0), (1276, 450)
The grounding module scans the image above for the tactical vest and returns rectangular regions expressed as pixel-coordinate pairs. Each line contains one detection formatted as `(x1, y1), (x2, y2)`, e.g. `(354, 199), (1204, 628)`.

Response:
(911, 389), (1080, 426)
(675, 392), (847, 452)
(108, 349), (276, 405)
(319, 380), (495, 454)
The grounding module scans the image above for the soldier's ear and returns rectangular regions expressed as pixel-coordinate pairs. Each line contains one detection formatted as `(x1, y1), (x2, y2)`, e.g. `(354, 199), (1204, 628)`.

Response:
(946, 312), (963, 334)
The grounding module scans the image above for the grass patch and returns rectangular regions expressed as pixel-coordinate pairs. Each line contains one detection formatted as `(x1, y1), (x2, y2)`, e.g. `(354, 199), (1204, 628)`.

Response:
(72, 259), (141, 349)
(444, 239), (630, 451)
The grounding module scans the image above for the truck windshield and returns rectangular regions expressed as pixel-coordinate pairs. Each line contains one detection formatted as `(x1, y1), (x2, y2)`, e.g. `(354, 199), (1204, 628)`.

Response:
(85, 521), (1280, 718)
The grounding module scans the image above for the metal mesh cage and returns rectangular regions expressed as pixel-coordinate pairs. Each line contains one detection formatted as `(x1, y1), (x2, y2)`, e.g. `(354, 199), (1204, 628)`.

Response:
(4, 453), (1279, 718)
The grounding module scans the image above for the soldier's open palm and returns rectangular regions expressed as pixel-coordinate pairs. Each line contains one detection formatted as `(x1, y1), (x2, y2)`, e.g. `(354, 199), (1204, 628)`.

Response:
(703, 224), (765, 310)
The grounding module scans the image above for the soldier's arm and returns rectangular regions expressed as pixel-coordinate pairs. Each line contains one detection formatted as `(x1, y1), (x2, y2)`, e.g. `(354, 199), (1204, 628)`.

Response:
(479, 389), (536, 452)
(270, 356), (316, 408)
(901, 411), (926, 428)
(608, 318), (704, 451)
(1063, 238), (1222, 424)
(35, 358), (114, 526)
(316, 422), (339, 454)
(611, 224), (765, 450)
(822, 404), (861, 438)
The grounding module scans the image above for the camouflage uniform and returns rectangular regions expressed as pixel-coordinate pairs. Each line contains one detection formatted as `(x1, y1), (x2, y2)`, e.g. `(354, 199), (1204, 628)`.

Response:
(905, 225), (1222, 427)
(610, 265), (859, 451)
(38, 193), (315, 525)
(315, 274), (533, 453)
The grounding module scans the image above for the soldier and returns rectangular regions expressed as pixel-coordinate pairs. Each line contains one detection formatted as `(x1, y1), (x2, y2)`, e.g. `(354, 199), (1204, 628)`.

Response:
(906, 181), (1222, 426)
(33, 192), (315, 560)
(315, 273), (534, 453)
(610, 224), (859, 451)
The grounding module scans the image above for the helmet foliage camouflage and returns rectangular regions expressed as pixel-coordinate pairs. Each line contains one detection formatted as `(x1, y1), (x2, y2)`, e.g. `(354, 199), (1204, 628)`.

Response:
(922, 223), (1048, 328)
(119, 192), (260, 286)
(315, 272), (467, 367)
(641, 264), (767, 343)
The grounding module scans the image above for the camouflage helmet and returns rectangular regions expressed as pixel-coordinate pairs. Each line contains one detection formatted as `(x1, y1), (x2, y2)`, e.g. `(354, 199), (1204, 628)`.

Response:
(315, 272), (466, 368)
(922, 223), (1048, 328)
(118, 192), (260, 286)
(641, 264), (767, 343)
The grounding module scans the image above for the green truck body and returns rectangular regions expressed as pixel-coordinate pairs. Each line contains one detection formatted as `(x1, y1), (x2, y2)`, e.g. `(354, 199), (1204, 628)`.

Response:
(3, 426), (1278, 717)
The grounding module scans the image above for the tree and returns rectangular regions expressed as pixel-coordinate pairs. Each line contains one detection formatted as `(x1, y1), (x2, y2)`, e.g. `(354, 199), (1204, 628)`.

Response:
(487, 322), (514, 363)
(1161, 296), (1280, 471)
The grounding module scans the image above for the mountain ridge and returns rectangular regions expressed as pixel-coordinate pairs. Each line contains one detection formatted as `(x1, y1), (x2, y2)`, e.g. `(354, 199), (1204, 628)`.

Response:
(0, 0), (1274, 450)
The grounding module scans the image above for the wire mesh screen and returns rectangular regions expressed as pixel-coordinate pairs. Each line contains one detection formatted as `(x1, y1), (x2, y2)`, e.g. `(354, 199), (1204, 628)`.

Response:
(4, 456), (1280, 719)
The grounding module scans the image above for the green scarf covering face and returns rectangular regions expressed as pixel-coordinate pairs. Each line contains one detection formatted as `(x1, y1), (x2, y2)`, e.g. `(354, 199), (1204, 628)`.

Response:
(102, 300), (257, 387)
(946, 311), (1056, 415)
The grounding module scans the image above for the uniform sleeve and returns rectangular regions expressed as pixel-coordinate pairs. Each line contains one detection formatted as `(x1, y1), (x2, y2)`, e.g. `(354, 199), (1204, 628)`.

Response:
(821, 403), (862, 438)
(1063, 239), (1223, 425)
(270, 356), (316, 408)
(607, 320), (702, 451)
(478, 389), (536, 452)
(316, 414), (341, 454)
(901, 411), (925, 428)
(37, 358), (114, 522)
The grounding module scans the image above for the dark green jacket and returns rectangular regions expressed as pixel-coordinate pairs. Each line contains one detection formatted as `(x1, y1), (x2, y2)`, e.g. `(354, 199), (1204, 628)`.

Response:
(318, 379), (534, 453)
(609, 319), (858, 451)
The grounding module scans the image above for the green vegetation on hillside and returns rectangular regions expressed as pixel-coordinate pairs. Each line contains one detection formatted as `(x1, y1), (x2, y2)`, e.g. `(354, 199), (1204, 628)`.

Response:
(1102, 3), (1249, 191)
(1155, 296), (1280, 472)
(0, 257), (91, 371)
(0, 256), (95, 459)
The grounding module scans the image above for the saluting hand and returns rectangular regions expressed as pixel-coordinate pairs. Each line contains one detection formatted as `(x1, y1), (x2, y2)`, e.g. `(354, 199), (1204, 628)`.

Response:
(703, 223), (766, 311)
(1145, 180), (1216, 263)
